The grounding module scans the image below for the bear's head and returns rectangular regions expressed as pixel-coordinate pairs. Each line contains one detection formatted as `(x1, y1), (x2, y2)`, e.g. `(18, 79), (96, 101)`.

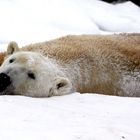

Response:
(0, 42), (73, 97)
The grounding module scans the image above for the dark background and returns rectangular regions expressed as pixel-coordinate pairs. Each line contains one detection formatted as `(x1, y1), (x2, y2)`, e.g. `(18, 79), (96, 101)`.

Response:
(101, 0), (140, 6)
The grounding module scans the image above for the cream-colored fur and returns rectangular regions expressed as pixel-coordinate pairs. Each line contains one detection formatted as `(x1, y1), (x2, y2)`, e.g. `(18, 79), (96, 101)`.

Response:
(0, 33), (140, 97)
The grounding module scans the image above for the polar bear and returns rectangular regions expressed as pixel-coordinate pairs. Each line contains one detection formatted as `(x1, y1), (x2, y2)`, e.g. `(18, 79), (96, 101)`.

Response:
(0, 34), (140, 97)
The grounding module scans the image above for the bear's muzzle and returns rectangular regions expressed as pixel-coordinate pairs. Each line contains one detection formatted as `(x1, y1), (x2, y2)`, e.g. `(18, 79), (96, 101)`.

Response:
(0, 73), (12, 93)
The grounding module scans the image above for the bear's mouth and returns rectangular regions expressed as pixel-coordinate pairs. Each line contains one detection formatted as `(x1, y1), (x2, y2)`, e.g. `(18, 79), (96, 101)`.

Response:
(0, 72), (15, 95)
(0, 84), (15, 95)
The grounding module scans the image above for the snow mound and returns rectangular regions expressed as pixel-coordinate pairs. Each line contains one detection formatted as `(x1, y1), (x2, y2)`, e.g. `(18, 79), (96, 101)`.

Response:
(0, 0), (140, 51)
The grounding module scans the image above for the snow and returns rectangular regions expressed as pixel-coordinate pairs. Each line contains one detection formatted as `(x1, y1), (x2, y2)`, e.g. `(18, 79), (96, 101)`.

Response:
(0, 93), (140, 140)
(0, 0), (140, 139)
(0, 0), (140, 51)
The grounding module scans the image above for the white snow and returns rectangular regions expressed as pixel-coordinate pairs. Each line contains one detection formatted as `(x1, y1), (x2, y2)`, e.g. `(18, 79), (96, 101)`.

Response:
(0, 93), (140, 140)
(0, 0), (140, 139)
(0, 0), (140, 51)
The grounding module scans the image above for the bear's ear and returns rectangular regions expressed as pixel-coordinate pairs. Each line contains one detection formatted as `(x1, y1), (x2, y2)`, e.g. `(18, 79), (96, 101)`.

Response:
(7, 41), (20, 55)
(51, 77), (73, 96)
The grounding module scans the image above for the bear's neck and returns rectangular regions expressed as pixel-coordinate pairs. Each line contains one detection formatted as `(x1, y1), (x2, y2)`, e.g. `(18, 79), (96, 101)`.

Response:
(54, 58), (92, 93)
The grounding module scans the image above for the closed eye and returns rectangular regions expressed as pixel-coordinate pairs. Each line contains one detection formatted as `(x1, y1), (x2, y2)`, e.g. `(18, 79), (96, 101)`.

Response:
(28, 72), (36, 80)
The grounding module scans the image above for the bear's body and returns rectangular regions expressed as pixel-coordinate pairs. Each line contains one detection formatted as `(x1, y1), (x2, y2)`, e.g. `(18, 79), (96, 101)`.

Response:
(0, 34), (140, 97)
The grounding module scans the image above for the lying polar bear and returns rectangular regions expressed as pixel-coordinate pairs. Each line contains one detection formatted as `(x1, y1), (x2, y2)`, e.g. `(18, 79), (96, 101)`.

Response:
(0, 34), (140, 97)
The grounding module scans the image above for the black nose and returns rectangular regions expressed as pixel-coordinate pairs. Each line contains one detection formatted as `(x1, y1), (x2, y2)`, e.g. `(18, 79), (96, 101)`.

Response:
(0, 73), (11, 92)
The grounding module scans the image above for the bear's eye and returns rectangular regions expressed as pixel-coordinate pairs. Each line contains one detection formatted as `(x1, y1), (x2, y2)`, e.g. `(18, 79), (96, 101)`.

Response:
(9, 58), (15, 63)
(28, 72), (36, 80)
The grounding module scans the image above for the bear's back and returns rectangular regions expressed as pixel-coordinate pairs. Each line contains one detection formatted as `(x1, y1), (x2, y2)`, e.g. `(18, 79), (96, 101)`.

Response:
(21, 34), (140, 64)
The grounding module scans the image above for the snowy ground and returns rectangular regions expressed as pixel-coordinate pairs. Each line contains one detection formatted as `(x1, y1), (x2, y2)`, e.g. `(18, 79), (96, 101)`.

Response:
(0, 0), (140, 140)
(0, 93), (140, 140)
